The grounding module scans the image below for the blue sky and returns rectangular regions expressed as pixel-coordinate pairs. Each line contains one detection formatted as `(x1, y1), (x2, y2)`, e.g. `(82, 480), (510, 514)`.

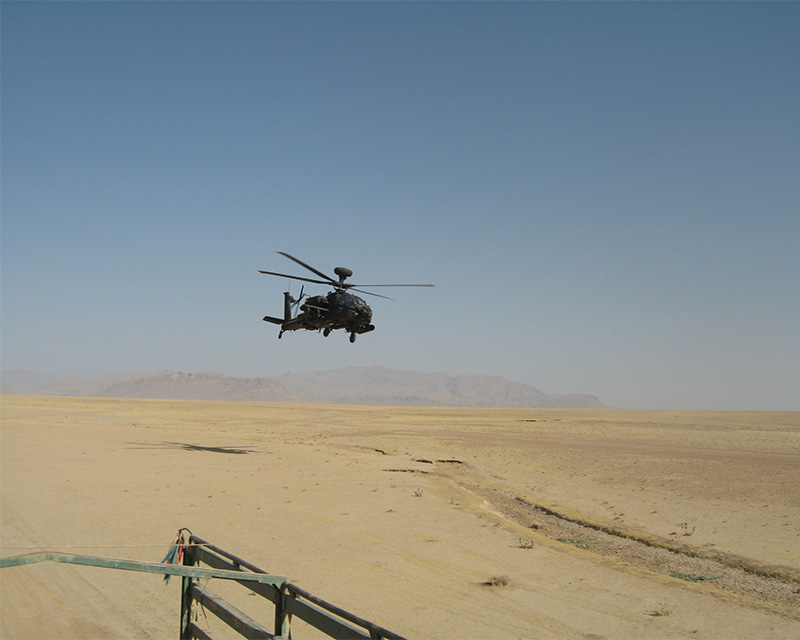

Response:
(2, 2), (798, 410)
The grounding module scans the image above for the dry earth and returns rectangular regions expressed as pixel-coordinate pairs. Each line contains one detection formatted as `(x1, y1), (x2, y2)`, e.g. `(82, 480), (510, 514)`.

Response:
(1, 396), (798, 639)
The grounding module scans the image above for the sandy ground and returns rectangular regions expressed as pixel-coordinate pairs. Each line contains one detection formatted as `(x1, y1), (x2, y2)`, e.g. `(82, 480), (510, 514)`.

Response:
(1, 396), (798, 639)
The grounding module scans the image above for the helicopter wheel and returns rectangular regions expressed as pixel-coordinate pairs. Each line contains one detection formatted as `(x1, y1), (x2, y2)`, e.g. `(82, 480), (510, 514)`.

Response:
(323, 328), (331, 337)
(349, 333), (356, 343)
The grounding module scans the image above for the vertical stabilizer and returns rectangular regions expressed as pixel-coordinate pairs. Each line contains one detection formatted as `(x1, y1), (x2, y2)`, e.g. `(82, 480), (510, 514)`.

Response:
(283, 291), (293, 322)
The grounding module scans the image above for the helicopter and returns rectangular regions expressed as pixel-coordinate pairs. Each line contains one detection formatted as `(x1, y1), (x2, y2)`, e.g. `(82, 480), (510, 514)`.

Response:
(260, 252), (433, 342)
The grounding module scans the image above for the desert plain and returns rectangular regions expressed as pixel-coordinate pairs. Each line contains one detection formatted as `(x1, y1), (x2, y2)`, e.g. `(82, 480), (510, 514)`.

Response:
(1, 395), (798, 639)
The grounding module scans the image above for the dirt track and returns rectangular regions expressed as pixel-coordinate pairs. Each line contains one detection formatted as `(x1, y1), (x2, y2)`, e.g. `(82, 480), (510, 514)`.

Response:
(1, 397), (798, 638)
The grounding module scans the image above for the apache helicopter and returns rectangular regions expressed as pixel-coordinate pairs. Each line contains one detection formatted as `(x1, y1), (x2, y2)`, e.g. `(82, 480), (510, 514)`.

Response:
(260, 252), (433, 342)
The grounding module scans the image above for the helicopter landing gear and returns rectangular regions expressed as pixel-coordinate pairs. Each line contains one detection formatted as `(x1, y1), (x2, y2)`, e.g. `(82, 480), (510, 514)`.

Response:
(349, 333), (357, 343)
(278, 330), (284, 339)
(323, 328), (331, 337)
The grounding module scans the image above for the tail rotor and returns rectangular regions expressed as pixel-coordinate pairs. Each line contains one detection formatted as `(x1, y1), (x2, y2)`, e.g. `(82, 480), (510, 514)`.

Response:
(290, 285), (305, 312)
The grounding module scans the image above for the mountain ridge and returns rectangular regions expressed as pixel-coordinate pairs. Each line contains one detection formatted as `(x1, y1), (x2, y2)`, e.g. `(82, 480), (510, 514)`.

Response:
(0, 366), (607, 408)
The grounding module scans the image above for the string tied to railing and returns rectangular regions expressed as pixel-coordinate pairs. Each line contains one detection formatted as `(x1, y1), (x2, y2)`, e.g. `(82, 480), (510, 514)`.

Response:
(160, 527), (192, 583)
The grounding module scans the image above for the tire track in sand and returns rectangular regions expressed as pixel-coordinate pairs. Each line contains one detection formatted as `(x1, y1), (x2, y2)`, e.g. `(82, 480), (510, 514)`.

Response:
(423, 460), (800, 620)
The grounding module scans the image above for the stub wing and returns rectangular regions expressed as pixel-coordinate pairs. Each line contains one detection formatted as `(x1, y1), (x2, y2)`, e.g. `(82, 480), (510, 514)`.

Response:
(262, 315), (284, 325)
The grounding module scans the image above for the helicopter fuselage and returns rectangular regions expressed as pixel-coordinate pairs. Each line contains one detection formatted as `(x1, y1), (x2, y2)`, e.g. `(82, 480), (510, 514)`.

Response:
(263, 290), (374, 341)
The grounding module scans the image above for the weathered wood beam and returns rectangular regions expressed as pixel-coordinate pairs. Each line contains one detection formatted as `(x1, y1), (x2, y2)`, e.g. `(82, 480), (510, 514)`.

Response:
(0, 552), (287, 585)
(191, 584), (276, 639)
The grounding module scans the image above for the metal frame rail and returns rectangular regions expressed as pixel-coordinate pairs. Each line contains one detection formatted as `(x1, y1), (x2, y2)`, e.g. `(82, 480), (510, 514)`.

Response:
(185, 534), (406, 640)
(0, 535), (407, 640)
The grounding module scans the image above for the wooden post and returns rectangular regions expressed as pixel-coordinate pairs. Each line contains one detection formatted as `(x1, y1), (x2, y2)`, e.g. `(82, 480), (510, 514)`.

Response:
(274, 584), (293, 639)
(180, 543), (196, 640)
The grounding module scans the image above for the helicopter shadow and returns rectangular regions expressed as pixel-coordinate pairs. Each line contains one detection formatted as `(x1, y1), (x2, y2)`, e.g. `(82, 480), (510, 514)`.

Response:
(126, 441), (260, 455)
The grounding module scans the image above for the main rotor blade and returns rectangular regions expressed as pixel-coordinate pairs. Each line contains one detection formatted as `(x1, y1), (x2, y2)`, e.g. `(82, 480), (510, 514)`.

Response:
(277, 252), (336, 284)
(348, 283), (435, 288)
(258, 270), (330, 286)
(350, 287), (393, 300)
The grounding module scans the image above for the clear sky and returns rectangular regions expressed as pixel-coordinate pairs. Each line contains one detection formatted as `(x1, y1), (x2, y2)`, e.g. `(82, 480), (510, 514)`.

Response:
(2, 2), (798, 410)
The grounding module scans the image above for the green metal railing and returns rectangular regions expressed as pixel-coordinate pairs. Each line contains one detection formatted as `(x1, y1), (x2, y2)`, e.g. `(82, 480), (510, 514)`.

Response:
(0, 551), (286, 585)
(1, 533), (406, 640)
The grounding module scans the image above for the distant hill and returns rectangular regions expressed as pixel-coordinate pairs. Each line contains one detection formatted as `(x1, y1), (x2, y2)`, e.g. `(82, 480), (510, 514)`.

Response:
(1, 367), (607, 408)
(0, 369), (62, 395)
